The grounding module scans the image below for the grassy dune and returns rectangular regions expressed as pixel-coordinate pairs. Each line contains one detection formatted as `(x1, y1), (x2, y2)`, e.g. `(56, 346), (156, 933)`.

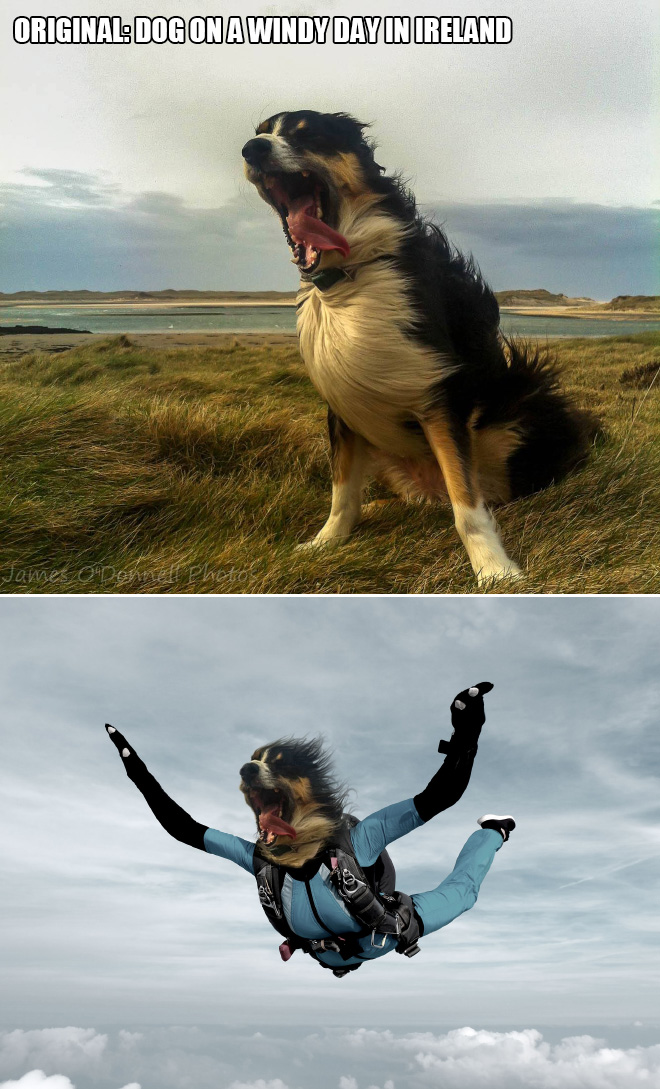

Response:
(0, 332), (658, 594)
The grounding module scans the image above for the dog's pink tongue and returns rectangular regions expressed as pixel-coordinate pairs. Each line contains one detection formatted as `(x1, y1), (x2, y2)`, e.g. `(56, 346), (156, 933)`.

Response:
(259, 807), (297, 840)
(287, 196), (350, 256)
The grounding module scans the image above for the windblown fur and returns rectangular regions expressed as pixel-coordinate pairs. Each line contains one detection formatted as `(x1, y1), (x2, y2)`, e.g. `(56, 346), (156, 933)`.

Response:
(242, 110), (597, 583)
(240, 736), (349, 867)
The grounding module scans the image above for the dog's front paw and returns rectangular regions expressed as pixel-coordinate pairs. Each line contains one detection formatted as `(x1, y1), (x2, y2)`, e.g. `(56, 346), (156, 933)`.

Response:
(294, 534), (346, 553)
(294, 540), (319, 553)
(476, 561), (522, 588)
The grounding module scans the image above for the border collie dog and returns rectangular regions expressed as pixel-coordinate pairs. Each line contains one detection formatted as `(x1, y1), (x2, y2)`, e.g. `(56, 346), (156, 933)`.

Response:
(239, 736), (348, 868)
(242, 110), (594, 584)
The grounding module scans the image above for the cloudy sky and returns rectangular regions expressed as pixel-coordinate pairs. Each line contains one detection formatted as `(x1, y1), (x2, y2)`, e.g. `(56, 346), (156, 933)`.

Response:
(1, 0), (657, 297)
(2, 596), (660, 1089)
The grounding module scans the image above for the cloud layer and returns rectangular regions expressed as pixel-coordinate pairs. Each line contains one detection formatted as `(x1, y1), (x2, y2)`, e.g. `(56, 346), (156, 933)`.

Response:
(1, 170), (656, 296)
(2, 1026), (660, 1089)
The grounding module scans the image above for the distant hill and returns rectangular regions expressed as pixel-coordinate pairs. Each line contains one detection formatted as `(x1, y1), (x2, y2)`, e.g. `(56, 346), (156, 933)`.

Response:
(604, 295), (660, 312)
(0, 289), (297, 303)
(2, 288), (658, 311)
(495, 289), (595, 307)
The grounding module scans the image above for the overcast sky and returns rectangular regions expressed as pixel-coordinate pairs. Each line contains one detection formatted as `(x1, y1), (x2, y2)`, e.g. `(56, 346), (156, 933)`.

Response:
(2, 596), (660, 1089)
(1, 0), (658, 297)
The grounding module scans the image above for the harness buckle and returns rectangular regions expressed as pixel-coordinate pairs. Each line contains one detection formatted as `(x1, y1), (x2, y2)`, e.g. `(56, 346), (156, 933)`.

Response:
(370, 929), (388, 949)
(310, 938), (342, 954)
(321, 939), (341, 953)
(338, 867), (367, 901)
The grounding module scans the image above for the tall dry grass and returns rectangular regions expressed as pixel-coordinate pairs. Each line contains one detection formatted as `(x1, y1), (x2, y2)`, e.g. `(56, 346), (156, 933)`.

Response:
(0, 332), (657, 593)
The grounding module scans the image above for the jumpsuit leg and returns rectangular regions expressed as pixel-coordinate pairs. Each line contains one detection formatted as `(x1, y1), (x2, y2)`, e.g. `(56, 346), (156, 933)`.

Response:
(412, 828), (503, 936)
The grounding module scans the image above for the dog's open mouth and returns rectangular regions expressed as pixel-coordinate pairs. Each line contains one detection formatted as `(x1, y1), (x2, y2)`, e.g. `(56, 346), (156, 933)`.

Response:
(247, 787), (297, 845)
(261, 171), (350, 273)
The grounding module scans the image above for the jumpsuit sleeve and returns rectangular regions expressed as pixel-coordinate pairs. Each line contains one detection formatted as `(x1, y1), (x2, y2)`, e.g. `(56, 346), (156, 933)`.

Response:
(203, 828), (256, 872)
(350, 798), (424, 867)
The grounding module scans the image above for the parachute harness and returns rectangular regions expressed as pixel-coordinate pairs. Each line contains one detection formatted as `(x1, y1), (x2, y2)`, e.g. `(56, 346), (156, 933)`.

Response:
(253, 818), (422, 977)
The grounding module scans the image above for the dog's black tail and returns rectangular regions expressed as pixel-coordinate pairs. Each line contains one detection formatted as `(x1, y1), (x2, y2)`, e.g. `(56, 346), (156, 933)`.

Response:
(477, 337), (601, 499)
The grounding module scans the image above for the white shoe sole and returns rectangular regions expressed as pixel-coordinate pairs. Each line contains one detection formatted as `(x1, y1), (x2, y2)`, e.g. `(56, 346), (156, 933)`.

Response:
(478, 813), (514, 825)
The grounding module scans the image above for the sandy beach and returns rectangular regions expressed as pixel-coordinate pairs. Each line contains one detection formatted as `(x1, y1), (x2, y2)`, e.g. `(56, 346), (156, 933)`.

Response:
(499, 306), (660, 319)
(0, 292), (298, 309)
(5, 302), (653, 316)
(2, 294), (656, 317)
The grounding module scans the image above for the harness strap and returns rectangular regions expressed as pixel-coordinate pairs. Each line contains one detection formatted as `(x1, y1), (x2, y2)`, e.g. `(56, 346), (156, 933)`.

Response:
(329, 851), (421, 957)
(254, 856), (289, 940)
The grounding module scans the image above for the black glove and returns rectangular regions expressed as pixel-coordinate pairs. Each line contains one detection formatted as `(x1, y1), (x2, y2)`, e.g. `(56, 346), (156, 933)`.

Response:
(105, 723), (149, 783)
(414, 683), (493, 822)
(105, 724), (208, 851)
(439, 682), (494, 752)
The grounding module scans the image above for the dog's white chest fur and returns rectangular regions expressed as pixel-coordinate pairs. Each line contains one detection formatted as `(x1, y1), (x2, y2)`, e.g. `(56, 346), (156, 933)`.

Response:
(297, 261), (446, 456)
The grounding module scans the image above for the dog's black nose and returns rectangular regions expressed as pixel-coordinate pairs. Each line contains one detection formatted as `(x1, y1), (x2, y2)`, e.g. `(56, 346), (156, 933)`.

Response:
(240, 762), (260, 783)
(242, 138), (270, 168)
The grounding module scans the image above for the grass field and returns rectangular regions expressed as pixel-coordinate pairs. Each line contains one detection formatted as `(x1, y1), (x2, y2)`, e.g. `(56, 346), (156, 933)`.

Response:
(0, 331), (658, 594)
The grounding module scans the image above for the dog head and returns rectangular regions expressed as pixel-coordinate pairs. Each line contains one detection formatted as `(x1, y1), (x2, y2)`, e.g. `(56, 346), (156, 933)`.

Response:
(242, 110), (386, 276)
(239, 736), (348, 867)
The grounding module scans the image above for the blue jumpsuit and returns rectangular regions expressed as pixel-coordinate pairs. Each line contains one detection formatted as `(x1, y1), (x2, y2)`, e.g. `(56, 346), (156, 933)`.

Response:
(204, 797), (503, 968)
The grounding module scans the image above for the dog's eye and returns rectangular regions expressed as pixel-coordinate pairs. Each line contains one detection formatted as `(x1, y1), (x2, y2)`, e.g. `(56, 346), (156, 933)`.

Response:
(256, 120), (272, 135)
(272, 752), (296, 771)
(287, 119), (314, 144)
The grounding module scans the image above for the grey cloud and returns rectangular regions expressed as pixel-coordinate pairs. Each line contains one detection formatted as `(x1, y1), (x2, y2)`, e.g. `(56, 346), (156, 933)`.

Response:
(125, 192), (189, 216)
(427, 201), (659, 297)
(15, 169), (121, 206)
(0, 1032), (107, 1076)
(432, 201), (658, 260)
(0, 173), (291, 292)
(0, 172), (656, 295)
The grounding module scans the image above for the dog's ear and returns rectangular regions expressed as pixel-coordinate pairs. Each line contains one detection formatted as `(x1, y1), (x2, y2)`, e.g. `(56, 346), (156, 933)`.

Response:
(328, 112), (370, 136)
(327, 112), (373, 152)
